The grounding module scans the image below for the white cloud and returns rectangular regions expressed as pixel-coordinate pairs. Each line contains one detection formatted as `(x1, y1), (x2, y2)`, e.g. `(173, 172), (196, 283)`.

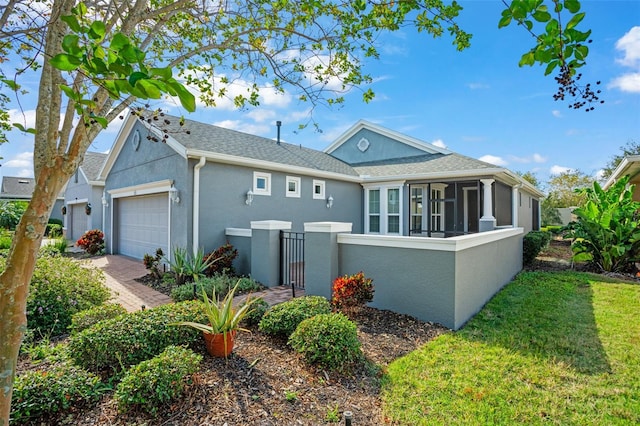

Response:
(431, 139), (447, 149)
(478, 155), (507, 166)
(615, 26), (640, 68)
(467, 83), (490, 90)
(3, 152), (34, 177)
(609, 73), (640, 93)
(510, 153), (548, 164)
(246, 109), (277, 123)
(610, 26), (640, 93)
(550, 165), (572, 175)
(211, 119), (270, 137)
(552, 110), (562, 118)
(532, 153), (546, 163)
(595, 169), (606, 181)
(8, 109), (37, 129)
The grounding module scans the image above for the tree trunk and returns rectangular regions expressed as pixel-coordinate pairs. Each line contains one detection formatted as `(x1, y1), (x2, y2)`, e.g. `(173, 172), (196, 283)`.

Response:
(0, 167), (66, 424)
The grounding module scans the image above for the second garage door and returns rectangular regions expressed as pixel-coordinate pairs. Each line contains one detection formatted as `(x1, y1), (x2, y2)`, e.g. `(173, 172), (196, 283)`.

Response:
(116, 193), (169, 259)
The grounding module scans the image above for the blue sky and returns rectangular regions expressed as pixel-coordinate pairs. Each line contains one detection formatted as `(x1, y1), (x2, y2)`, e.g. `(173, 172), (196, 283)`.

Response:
(2, 1), (639, 190)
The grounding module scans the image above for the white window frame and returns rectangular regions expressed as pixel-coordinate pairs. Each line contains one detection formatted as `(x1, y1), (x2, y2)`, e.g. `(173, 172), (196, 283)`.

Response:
(285, 176), (301, 198)
(429, 183), (448, 236)
(312, 179), (325, 200)
(363, 181), (404, 236)
(410, 186), (425, 234)
(253, 171), (271, 196)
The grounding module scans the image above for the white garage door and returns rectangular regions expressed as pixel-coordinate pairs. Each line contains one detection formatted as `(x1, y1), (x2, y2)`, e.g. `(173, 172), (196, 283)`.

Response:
(116, 193), (169, 259)
(70, 203), (88, 241)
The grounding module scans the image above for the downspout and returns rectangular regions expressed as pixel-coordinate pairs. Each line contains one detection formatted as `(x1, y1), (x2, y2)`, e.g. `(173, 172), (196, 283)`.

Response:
(512, 184), (522, 228)
(192, 156), (207, 254)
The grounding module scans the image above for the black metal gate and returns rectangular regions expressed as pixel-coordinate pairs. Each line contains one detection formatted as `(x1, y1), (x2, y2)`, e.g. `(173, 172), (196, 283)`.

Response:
(280, 231), (304, 295)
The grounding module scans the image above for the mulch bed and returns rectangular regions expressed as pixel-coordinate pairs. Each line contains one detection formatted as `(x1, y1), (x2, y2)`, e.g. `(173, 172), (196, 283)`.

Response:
(56, 308), (447, 425)
(19, 238), (639, 425)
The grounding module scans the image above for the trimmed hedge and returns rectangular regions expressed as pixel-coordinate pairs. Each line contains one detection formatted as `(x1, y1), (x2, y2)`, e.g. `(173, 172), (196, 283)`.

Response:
(259, 296), (331, 337)
(114, 346), (202, 414)
(523, 230), (552, 265)
(68, 301), (207, 375)
(69, 303), (128, 334)
(289, 313), (362, 371)
(11, 362), (104, 424)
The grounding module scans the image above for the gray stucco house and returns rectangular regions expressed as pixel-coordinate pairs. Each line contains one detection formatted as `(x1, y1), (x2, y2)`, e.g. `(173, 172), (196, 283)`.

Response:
(96, 113), (542, 263)
(1, 176), (64, 222)
(62, 152), (108, 241)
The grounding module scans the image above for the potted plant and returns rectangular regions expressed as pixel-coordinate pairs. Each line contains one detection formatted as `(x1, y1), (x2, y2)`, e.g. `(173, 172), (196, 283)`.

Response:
(172, 281), (259, 357)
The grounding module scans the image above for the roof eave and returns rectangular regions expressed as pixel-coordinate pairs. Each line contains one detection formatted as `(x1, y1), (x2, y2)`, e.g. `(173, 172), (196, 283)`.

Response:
(185, 149), (362, 182)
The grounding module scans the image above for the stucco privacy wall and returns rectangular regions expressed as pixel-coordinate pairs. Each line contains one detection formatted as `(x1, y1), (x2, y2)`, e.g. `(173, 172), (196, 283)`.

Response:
(225, 228), (252, 276)
(453, 230), (523, 329)
(104, 121), (191, 254)
(304, 225), (523, 330)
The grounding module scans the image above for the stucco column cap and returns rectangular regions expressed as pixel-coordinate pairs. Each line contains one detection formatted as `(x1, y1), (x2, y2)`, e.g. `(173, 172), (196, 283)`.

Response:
(250, 220), (292, 230)
(304, 222), (353, 233)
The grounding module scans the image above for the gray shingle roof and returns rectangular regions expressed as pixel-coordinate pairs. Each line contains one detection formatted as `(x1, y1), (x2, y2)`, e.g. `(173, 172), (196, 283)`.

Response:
(1, 176), (35, 197)
(353, 153), (500, 177)
(150, 115), (359, 177)
(81, 152), (107, 181)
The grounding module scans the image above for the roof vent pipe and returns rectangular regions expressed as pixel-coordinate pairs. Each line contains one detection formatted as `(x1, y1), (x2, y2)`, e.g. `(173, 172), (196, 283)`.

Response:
(276, 121), (281, 145)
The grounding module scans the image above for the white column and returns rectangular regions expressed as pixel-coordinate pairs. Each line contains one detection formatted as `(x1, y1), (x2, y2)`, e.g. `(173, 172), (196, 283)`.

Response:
(480, 179), (495, 219)
(479, 179), (496, 232)
(512, 184), (521, 228)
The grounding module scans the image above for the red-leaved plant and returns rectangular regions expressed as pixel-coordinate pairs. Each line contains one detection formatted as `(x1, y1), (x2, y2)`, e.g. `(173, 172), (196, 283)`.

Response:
(331, 271), (374, 310)
(76, 229), (105, 255)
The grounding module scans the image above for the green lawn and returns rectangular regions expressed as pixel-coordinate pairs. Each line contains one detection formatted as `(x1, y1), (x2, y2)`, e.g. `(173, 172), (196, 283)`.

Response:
(382, 271), (640, 425)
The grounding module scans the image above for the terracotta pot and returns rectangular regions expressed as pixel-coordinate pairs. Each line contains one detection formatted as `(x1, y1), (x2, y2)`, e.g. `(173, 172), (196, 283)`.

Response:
(203, 330), (236, 357)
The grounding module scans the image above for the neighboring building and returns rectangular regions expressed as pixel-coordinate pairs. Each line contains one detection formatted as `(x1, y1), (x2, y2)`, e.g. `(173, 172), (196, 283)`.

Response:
(96, 114), (542, 261)
(0, 176), (64, 222)
(63, 152), (108, 240)
(603, 155), (640, 201)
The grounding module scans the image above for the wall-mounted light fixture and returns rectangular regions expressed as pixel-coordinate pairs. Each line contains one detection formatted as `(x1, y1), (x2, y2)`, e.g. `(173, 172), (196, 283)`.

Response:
(169, 185), (180, 204)
(85, 203), (92, 215)
(326, 195), (334, 209)
(245, 189), (254, 206)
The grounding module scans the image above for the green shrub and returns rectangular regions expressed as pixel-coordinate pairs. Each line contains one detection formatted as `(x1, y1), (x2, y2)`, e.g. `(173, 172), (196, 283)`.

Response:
(289, 313), (362, 371)
(68, 301), (207, 375)
(0, 200), (27, 230)
(6, 255), (111, 337)
(70, 303), (128, 334)
(0, 235), (12, 249)
(204, 242), (238, 276)
(242, 298), (269, 327)
(523, 230), (552, 265)
(39, 238), (68, 257)
(45, 223), (63, 237)
(234, 276), (262, 293)
(114, 345), (202, 414)
(171, 275), (230, 302)
(259, 296), (331, 337)
(10, 362), (104, 424)
(76, 229), (105, 255)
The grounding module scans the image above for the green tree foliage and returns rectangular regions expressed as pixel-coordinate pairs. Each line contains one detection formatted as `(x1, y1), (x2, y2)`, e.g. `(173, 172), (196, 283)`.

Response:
(0, 200), (27, 230)
(499, 0), (602, 110)
(516, 171), (541, 188)
(565, 176), (640, 272)
(545, 170), (593, 208)
(601, 140), (640, 181)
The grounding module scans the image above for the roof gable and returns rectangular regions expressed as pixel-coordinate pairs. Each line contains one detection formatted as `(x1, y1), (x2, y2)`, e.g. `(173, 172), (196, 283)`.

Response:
(80, 152), (108, 182)
(324, 120), (451, 165)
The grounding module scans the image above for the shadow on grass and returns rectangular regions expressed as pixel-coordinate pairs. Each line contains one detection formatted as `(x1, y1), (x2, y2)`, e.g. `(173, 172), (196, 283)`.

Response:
(461, 271), (611, 375)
